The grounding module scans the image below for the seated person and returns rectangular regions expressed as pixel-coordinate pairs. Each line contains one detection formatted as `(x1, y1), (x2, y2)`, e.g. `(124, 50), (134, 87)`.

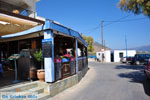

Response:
(63, 50), (71, 58)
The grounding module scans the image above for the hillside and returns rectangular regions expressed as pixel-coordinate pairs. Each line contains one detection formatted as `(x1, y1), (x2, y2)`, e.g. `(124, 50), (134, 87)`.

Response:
(93, 41), (111, 52)
(129, 45), (150, 52)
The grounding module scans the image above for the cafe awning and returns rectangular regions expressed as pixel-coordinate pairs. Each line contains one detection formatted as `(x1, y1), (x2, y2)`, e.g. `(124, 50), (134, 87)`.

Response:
(0, 22), (34, 36)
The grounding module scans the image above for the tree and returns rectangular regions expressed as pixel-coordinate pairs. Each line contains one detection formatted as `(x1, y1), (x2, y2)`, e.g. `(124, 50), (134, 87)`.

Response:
(82, 35), (87, 41)
(82, 35), (94, 52)
(118, 0), (150, 17)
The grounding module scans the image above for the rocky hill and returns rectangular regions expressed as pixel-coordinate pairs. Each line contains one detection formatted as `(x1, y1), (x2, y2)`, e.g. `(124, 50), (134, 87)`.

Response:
(93, 41), (111, 52)
(129, 45), (150, 52)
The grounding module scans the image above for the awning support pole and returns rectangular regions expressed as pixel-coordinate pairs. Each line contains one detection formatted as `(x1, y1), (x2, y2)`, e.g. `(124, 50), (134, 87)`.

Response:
(44, 30), (55, 82)
(75, 39), (79, 73)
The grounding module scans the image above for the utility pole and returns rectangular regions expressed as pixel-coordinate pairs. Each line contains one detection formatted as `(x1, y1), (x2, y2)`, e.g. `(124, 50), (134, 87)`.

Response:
(104, 40), (105, 50)
(125, 34), (128, 57)
(101, 20), (103, 50)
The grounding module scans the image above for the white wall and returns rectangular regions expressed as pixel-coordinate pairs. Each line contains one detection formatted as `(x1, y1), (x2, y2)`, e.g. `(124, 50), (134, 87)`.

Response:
(105, 50), (111, 62)
(96, 52), (101, 60)
(114, 50), (136, 62)
(96, 50), (111, 62)
(96, 50), (136, 63)
(96, 52), (103, 61)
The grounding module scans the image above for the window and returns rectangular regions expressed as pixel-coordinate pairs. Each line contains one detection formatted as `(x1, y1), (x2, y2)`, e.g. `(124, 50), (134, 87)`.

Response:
(138, 54), (144, 58)
(119, 53), (123, 58)
(145, 54), (150, 58)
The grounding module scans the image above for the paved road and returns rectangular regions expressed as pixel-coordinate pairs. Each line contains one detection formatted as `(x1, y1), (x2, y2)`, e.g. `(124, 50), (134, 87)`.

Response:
(49, 61), (150, 100)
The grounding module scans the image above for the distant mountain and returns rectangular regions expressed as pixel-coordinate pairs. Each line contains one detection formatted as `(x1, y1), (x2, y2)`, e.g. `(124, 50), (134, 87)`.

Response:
(93, 41), (111, 52)
(129, 45), (150, 52)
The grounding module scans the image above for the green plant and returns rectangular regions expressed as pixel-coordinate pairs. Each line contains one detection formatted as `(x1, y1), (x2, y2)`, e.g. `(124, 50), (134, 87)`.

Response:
(34, 49), (43, 69)
(34, 50), (42, 62)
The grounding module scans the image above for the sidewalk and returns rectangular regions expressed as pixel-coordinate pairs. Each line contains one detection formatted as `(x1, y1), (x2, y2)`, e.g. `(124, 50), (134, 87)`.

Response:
(48, 63), (96, 100)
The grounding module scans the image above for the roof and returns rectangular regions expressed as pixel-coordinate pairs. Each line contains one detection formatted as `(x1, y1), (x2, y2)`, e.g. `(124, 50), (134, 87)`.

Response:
(2, 19), (88, 47)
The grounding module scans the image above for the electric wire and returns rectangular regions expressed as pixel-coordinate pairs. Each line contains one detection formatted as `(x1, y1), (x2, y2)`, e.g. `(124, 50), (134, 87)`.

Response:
(103, 14), (132, 27)
(104, 18), (148, 22)
(84, 14), (148, 33)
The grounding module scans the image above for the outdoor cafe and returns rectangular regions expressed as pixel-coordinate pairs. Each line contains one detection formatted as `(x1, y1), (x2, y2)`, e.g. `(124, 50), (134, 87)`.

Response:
(0, 19), (88, 86)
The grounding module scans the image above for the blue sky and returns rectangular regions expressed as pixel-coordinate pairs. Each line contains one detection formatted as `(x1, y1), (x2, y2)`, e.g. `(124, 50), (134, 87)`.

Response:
(36, 0), (150, 49)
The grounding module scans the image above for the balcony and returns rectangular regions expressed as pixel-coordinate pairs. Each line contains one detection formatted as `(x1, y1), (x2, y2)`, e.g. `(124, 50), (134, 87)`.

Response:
(0, 1), (44, 36)
(0, 1), (36, 18)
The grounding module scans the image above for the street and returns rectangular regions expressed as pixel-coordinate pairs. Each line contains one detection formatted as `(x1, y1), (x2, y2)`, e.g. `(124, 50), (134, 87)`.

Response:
(48, 61), (150, 100)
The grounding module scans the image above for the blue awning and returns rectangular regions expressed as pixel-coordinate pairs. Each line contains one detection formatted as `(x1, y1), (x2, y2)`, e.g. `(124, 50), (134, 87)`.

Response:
(2, 19), (88, 47)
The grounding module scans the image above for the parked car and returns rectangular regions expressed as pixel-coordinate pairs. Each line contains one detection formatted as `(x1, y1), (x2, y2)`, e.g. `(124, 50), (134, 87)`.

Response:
(144, 59), (150, 80)
(126, 57), (134, 64)
(120, 56), (133, 63)
(120, 57), (128, 63)
(130, 54), (150, 65)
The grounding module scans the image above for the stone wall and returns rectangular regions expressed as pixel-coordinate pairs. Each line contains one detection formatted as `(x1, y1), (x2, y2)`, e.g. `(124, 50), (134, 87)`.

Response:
(43, 66), (89, 97)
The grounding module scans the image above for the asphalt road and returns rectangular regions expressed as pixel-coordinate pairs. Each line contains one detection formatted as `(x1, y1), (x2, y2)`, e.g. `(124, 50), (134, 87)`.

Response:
(48, 61), (150, 100)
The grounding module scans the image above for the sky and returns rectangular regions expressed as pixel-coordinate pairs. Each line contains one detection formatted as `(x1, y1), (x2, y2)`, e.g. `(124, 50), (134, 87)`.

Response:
(36, 0), (150, 49)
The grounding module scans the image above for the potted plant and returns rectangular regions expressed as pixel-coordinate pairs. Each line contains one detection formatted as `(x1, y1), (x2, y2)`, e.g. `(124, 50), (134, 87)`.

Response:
(34, 50), (45, 82)
(29, 67), (37, 81)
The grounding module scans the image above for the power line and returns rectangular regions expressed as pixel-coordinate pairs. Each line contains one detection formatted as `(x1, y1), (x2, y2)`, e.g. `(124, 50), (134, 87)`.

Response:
(103, 14), (132, 27)
(83, 15), (148, 33)
(103, 18), (148, 28)
(105, 18), (148, 22)
(84, 14), (132, 33)
(84, 24), (101, 33)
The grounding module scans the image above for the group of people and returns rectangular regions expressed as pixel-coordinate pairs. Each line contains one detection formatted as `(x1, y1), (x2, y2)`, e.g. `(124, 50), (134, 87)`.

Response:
(58, 47), (72, 58)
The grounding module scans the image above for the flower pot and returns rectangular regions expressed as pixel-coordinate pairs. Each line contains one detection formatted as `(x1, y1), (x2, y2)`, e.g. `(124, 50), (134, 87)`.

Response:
(30, 67), (37, 80)
(37, 69), (45, 82)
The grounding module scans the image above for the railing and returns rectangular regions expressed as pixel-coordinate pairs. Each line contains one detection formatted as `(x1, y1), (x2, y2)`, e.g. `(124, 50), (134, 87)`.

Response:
(78, 57), (88, 71)
(0, 1), (36, 18)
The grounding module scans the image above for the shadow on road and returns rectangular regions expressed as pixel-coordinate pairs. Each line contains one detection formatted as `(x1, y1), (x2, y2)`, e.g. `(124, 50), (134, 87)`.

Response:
(116, 64), (150, 96)
(116, 64), (144, 70)
(118, 71), (145, 83)
(143, 80), (150, 96)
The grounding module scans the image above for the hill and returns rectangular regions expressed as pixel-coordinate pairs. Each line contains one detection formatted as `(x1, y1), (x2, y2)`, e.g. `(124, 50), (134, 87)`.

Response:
(93, 41), (111, 52)
(129, 45), (150, 52)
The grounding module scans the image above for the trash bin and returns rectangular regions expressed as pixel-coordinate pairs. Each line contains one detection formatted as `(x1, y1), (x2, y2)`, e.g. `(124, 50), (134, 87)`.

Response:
(70, 57), (75, 75)
(54, 58), (62, 80)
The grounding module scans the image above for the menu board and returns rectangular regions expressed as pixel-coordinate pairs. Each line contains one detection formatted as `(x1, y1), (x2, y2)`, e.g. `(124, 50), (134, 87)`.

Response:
(42, 39), (52, 57)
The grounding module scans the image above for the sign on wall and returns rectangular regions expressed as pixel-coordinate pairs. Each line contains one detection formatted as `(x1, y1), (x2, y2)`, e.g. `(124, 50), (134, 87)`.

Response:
(42, 39), (52, 58)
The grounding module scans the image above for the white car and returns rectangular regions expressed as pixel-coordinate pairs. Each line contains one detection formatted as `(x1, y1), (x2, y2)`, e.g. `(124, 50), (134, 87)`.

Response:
(120, 57), (127, 63)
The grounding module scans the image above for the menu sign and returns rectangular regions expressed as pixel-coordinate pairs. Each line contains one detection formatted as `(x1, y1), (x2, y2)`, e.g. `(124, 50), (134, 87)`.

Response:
(42, 39), (52, 58)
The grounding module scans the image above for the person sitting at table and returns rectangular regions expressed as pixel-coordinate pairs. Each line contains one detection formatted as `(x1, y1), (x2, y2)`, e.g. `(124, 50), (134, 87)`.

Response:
(63, 50), (71, 58)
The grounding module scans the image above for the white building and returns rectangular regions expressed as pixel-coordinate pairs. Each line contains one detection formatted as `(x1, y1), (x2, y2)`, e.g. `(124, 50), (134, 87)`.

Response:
(96, 50), (136, 63)
(113, 50), (136, 62)
(96, 50), (111, 62)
